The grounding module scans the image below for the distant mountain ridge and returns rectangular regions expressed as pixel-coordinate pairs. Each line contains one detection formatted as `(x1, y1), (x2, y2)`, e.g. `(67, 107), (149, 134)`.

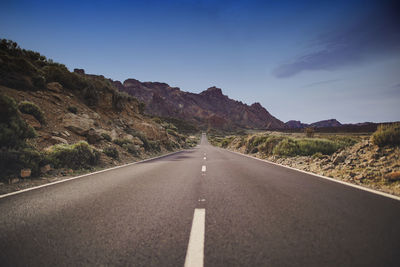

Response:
(285, 119), (342, 129)
(113, 77), (285, 130)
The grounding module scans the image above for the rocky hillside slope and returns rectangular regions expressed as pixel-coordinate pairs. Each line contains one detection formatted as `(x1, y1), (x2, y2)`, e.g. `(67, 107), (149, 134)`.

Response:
(0, 39), (197, 190)
(114, 78), (285, 130)
(209, 128), (400, 196)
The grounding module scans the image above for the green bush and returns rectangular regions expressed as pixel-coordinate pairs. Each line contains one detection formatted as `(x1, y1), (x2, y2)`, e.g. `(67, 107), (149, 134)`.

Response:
(296, 138), (339, 156)
(112, 90), (134, 111)
(245, 135), (269, 153)
(221, 139), (230, 148)
(101, 133), (112, 142)
(113, 138), (132, 147)
(43, 65), (88, 91)
(273, 138), (300, 157)
(162, 140), (175, 151)
(158, 117), (198, 134)
(123, 143), (140, 156)
(372, 123), (400, 147)
(258, 136), (286, 155)
(0, 147), (45, 181)
(46, 141), (100, 169)
(18, 101), (46, 124)
(67, 105), (78, 114)
(325, 135), (358, 148)
(32, 75), (46, 90)
(272, 137), (340, 157)
(103, 146), (119, 159)
(0, 95), (36, 149)
(149, 140), (162, 152)
(123, 128), (150, 150)
(305, 127), (315, 138)
(83, 84), (99, 107)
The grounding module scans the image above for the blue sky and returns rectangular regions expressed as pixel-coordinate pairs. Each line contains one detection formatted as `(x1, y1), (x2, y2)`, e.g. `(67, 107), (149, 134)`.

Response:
(1, 0), (399, 123)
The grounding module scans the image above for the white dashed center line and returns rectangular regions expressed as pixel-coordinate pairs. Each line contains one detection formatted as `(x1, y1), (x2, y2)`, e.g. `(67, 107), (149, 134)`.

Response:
(203, 157), (206, 160)
(184, 208), (206, 267)
(201, 165), (206, 172)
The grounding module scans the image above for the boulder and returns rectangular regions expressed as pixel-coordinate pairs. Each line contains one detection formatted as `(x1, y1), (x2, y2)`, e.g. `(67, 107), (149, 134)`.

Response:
(10, 178), (20, 184)
(332, 154), (346, 165)
(86, 128), (103, 144)
(63, 113), (95, 136)
(61, 130), (70, 138)
(20, 169), (31, 178)
(40, 164), (51, 174)
(46, 82), (63, 93)
(110, 129), (118, 140)
(49, 136), (68, 145)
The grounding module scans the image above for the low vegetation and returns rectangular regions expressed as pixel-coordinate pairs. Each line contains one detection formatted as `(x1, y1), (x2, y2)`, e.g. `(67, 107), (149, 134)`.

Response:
(210, 132), (357, 158)
(18, 100), (46, 124)
(304, 127), (315, 138)
(209, 128), (400, 196)
(0, 39), (199, 186)
(372, 123), (400, 147)
(113, 138), (132, 147)
(0, 95), (36, 149)
(46, 141), (100, 169)
(123, 143), (140, 156)
(273, 138), (340, 157)
(101, 133), (112, 142)
(103, 146), (119, 159)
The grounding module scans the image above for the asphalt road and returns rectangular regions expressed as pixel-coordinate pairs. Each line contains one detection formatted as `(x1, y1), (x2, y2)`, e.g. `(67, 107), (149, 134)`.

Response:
(0, 134), (399, 266)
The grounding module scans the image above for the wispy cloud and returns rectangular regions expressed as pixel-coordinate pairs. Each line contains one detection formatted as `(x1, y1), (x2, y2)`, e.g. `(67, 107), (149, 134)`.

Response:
(302, 79), (342, 88)
(392, 83), (400, 89)
(273, 1), (400, 78)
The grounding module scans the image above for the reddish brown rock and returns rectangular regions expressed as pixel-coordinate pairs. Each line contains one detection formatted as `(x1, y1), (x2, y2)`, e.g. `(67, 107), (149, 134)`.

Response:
(20, 169), (31, 178)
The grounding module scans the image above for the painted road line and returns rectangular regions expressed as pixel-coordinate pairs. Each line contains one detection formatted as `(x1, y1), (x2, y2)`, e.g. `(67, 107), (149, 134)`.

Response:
(203, 157), (206, 160)
(184, 208), (206, 267)
(0, 150), (187, 199)
(201, 165), (206, 172)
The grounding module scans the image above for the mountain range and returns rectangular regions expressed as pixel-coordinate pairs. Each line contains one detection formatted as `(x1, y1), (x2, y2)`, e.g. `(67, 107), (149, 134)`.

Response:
(285, 119), (342, 129)
(110, 76), (285, 130)
(108, 73), (349, 131)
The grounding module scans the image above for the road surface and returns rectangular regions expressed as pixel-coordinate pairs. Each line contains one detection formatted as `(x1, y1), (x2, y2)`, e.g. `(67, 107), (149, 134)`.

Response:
(0, 134), (399, 266)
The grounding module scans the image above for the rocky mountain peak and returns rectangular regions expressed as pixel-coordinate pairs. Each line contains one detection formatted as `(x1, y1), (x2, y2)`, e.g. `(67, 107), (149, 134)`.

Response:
(200, 86), (223, 97)
(250, 102), (263, 109)
(123, 79), (142, 88)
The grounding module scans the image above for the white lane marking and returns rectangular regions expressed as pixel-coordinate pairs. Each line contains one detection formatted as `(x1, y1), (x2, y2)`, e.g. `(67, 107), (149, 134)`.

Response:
(201, 165), (206, 172)
(203, 157), (206, 160)
(0, 150), (187, 199)
(184, 208), (205, 267)
(223, 148), (400, 201)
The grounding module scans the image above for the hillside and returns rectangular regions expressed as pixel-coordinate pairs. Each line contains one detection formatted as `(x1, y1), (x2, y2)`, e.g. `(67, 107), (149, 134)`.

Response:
(114, 78), (285, 130)
(0, 39), (197, 188)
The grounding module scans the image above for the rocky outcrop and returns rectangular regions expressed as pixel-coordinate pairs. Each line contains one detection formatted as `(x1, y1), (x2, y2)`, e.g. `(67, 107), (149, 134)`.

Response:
(118, 80), (285, 130)
(46, 82), (63, 93)
(62, 113), (95, 136)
